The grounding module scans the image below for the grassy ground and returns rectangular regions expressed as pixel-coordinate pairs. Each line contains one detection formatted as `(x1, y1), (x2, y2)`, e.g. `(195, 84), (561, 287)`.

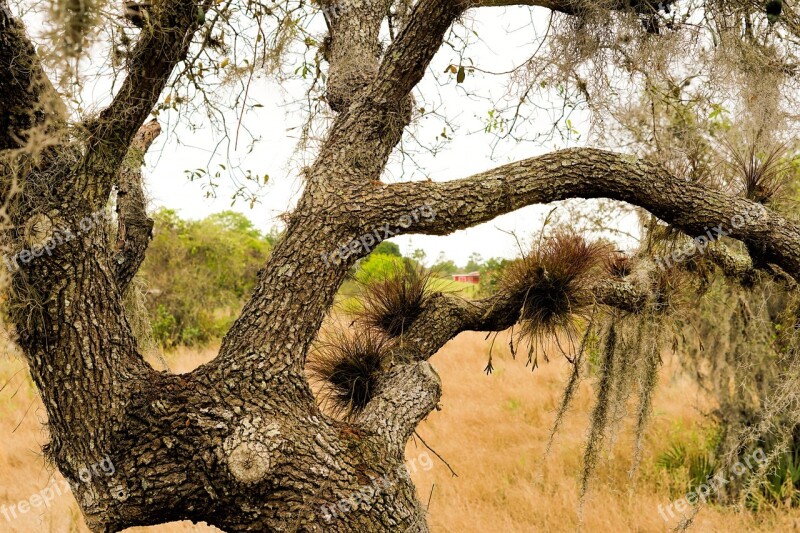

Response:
(1, 332), (799, 532)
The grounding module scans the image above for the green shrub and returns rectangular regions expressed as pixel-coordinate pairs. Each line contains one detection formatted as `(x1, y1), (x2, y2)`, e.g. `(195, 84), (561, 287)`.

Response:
(655, 423), (722, 499)
(139, 209), (273, 348)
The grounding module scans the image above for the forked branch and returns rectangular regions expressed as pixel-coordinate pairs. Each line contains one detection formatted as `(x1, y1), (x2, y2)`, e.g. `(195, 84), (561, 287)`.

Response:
(86, 0), (209, 181)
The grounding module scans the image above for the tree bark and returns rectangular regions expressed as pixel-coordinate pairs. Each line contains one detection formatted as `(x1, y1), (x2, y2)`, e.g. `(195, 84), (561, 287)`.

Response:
(2, 1), (800, 532)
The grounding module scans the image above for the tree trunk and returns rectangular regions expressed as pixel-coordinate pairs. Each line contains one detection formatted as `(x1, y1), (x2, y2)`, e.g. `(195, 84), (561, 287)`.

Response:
(3, 0), (800, 531)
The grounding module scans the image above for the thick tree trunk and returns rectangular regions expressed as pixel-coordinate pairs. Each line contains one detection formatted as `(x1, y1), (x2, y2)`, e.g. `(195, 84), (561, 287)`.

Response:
(10, 142), (800, 532)
(4, 0), (800, 531)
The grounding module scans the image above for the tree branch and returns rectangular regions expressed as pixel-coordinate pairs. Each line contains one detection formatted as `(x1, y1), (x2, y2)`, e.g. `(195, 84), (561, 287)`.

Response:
(471, 0), (673, 15)
(377, 148), (800, 281)
(114, 119), (161, 292)
(387, 278), (647, 364)
(371, 0), (464, 105)
(0, 0), (64, 151)
(85, 0), (207, 180)
(368, 0), (657, 105)
(320, 0), (393, 112)
(357, 361), (442, 451)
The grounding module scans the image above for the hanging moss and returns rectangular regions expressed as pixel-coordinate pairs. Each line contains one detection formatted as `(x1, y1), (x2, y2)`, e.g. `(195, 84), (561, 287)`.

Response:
(544, 307), (598, 459)
(580, 319), (619, 501)
(629, 312), (664, 478)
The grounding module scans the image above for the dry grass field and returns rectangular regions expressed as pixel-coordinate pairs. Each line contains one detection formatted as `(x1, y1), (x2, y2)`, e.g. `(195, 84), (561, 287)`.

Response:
(2, 332), (800, 532)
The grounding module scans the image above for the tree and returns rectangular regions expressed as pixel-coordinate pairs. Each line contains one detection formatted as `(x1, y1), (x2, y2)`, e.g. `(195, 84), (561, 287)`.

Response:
(354, 252), (406, 285)
(2, 0), (800, 531)
(464, 252), (484, 273)
(432, 252), (458, 276)
(410, 247), (428, 265)
(371, 241), (402, 257)
(140, 209), (272, 346)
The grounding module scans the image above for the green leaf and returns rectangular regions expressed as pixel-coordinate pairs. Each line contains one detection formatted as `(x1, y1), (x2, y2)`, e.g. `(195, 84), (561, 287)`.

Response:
(457, 66), (466, 84)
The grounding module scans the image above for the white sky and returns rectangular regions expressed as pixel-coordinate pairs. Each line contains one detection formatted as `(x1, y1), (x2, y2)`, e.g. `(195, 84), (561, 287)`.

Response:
(129, 5), (637, 267)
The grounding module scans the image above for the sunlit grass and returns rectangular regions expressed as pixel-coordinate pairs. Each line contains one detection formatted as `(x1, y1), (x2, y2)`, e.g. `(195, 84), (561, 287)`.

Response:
(1, 332), (799, 531)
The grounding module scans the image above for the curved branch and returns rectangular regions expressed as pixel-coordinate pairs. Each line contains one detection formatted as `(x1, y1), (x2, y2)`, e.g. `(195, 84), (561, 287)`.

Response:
(377, 148), (800, 281)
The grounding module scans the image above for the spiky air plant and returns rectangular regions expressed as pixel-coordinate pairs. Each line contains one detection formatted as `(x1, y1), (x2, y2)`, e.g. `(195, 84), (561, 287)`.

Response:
(604, 251), (633, 279)
(306, 330), (392, 420)
(724, 140), (791, 204)
(500, 232), (610, 367)
(356, 260), (435, 337)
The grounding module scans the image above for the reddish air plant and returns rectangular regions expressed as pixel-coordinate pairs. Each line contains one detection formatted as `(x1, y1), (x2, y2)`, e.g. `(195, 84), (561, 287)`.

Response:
(500, 232), (610, 366)
(356, 260), (435, 337)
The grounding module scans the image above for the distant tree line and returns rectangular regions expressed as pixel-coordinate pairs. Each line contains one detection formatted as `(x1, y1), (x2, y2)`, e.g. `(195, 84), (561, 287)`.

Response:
(138, 208), (276, 347)
(139, 213), (513, 347)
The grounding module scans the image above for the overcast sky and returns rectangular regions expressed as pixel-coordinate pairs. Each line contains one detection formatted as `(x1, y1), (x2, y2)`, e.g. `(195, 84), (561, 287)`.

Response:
(133, 5), (637, 267)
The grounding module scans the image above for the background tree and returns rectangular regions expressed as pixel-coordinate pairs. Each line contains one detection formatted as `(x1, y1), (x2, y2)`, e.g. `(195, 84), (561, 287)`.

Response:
(3, 0), (800, 532)
(138, 209), (273, 347)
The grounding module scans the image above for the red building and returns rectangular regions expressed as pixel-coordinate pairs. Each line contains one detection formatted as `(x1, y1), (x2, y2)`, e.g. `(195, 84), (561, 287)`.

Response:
(452, 271), (480, 284)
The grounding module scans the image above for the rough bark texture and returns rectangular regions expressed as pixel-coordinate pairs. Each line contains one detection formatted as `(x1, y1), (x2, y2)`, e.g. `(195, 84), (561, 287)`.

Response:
(1, 0), (800, 532)
(114, 119), (161, 292)
(0, 0), (64, 151)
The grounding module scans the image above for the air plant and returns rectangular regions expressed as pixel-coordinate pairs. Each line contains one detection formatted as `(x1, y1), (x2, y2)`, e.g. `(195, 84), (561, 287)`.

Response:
(356, 260), (435, 337)
(724, 139), (792, 205)
(307, 330), (392, 419)
(500, 232), (610, 365)
(650, 263), (686, 314)
(604, 251), (634, 278)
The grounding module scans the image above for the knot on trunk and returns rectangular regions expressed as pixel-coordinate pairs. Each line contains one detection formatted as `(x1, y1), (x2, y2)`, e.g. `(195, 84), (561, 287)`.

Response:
(22, 212), (55, 248)
(326, 68), (372, 113)
(223, 416), (282, 484)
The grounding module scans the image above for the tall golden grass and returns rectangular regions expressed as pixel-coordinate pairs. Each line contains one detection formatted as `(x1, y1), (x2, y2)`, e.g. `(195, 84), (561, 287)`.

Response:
(1, 332), (799, 532)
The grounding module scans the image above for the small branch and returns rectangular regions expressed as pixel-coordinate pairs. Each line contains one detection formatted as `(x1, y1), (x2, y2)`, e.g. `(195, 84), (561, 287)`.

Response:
(114, 119), (161, 292)
(414, 431), (458, 477)
(354, 276), (646, 454)
(83, 0), (210, 200)
(357, 361), (442, 451)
